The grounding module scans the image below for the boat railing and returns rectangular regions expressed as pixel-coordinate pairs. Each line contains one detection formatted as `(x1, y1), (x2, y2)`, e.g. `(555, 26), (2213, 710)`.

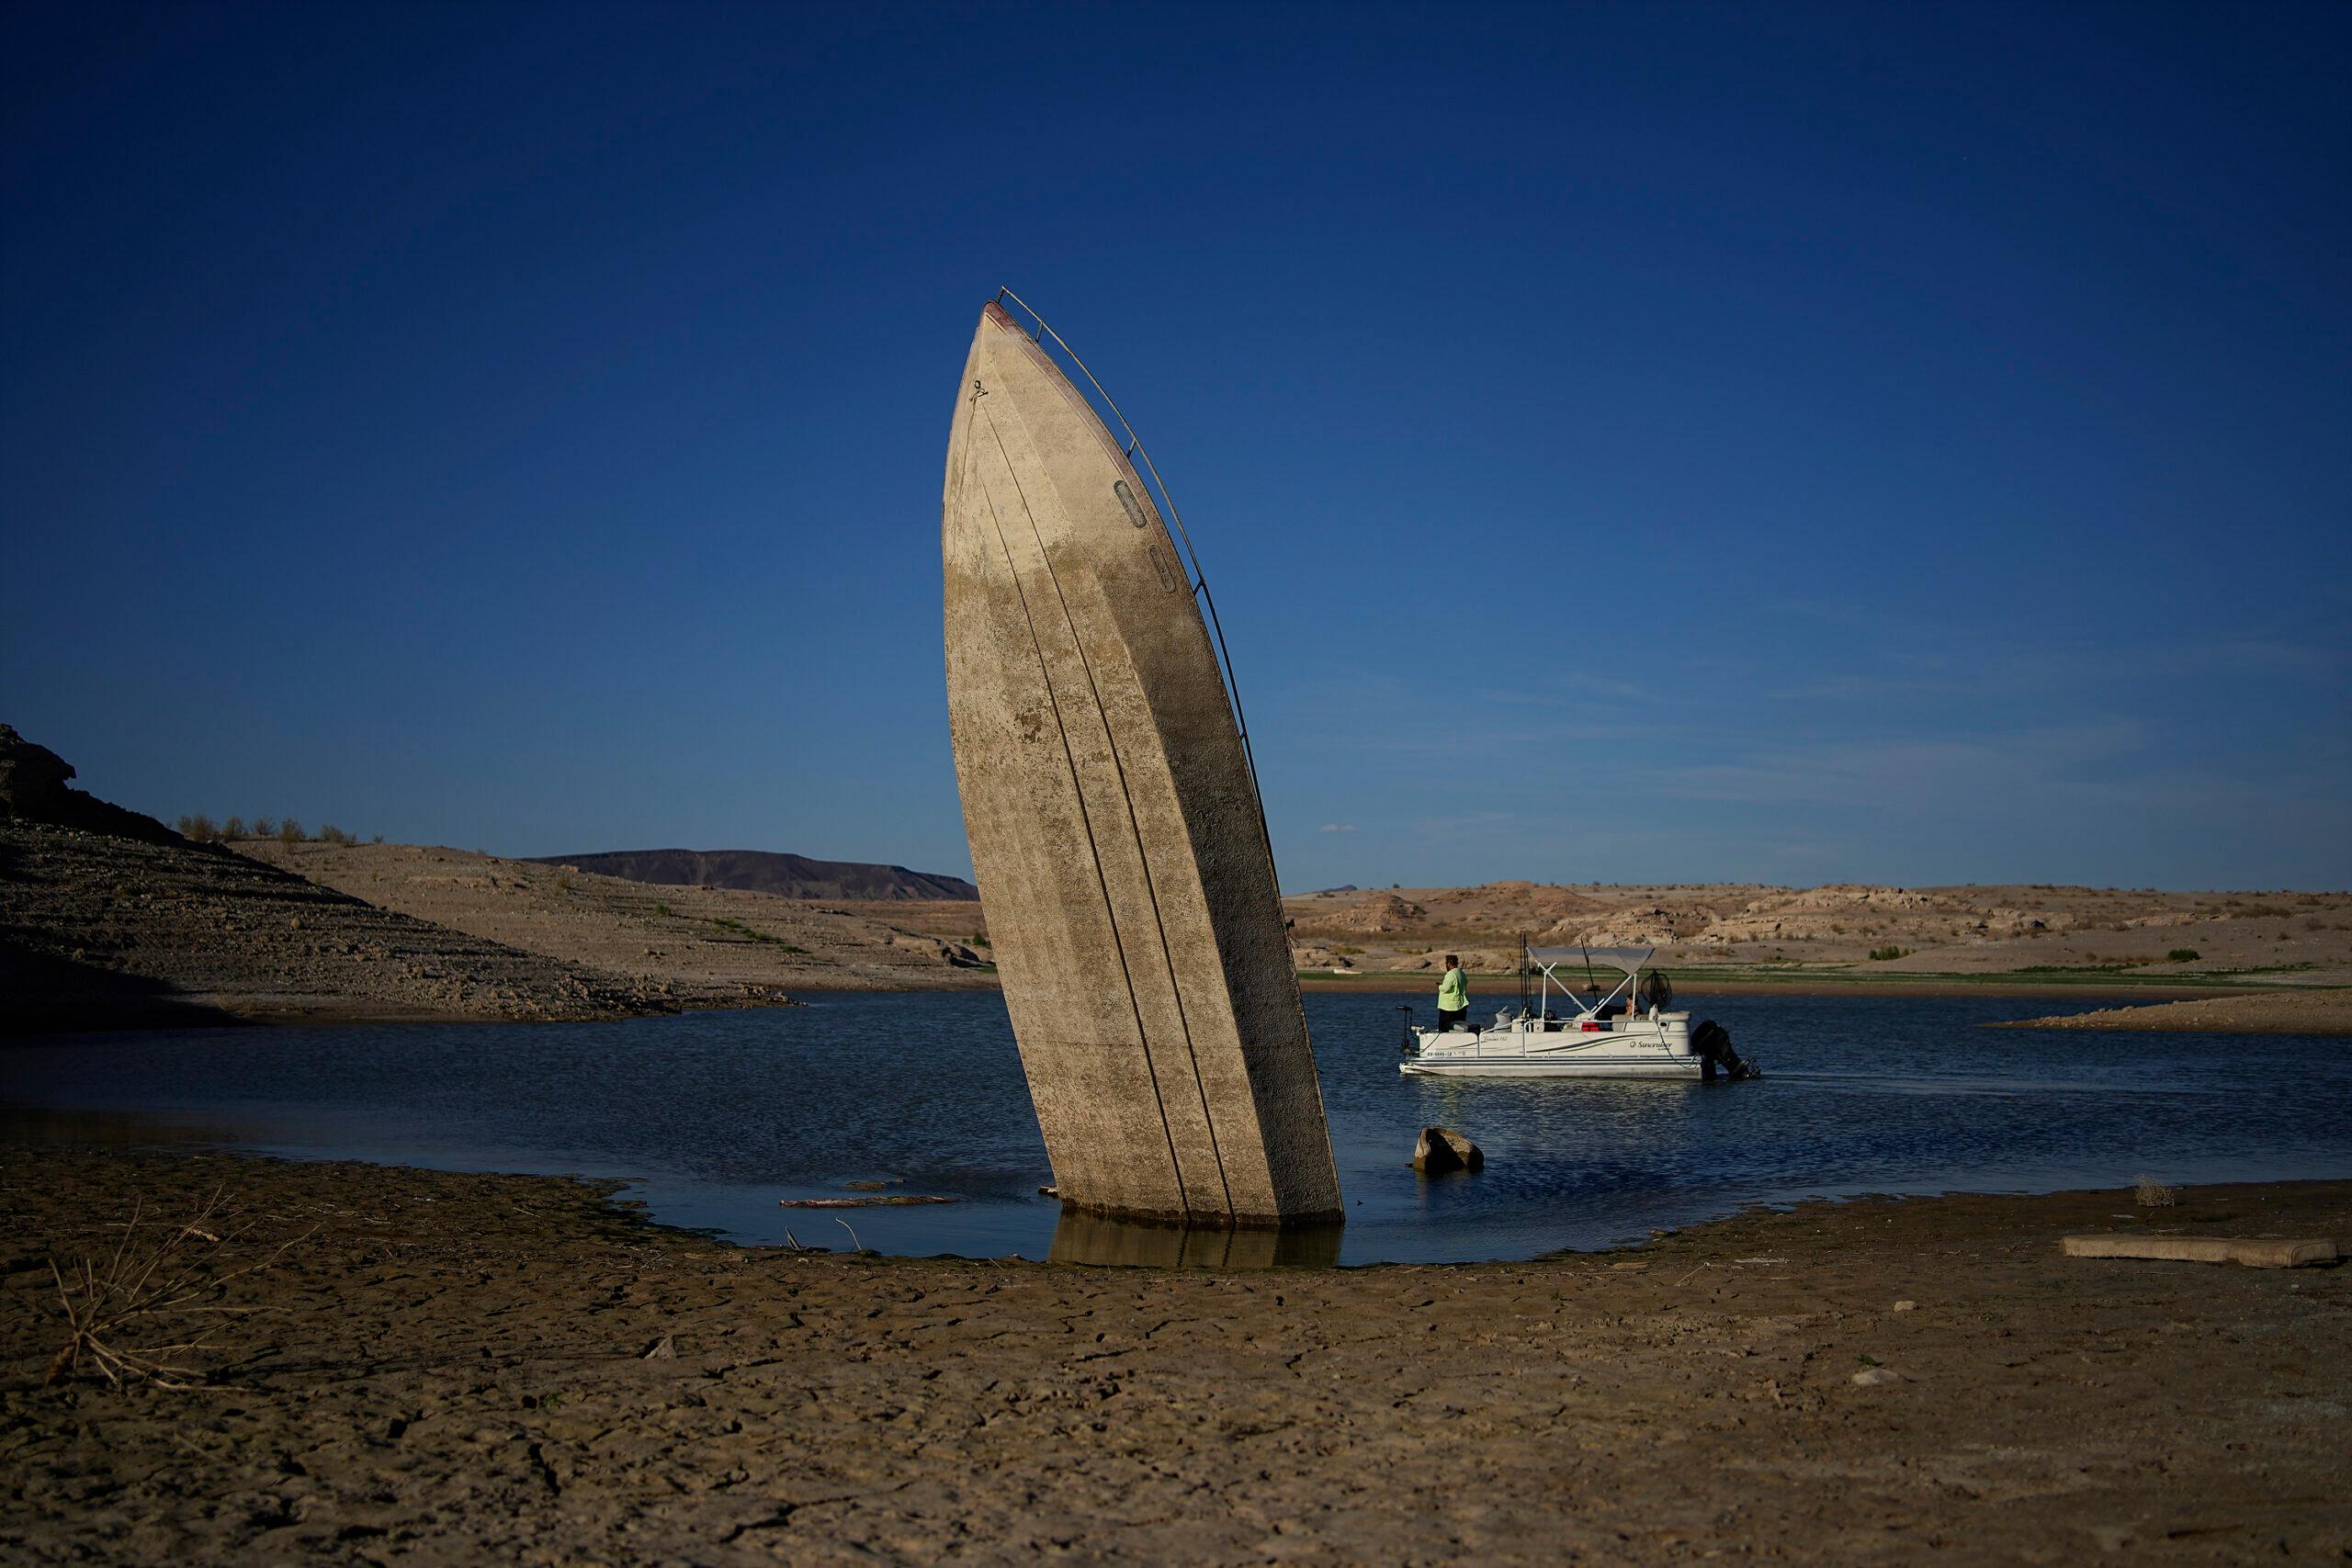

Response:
(989, 287), (1273, 874)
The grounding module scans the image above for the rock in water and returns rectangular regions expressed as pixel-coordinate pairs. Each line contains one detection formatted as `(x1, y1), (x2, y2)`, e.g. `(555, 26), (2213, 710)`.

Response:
(1411, 1127), (1484, 1175)
(941, 299), (1342, 1227)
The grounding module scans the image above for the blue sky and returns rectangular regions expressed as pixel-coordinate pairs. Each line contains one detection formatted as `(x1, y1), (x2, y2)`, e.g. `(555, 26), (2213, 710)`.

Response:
(5, 2), (2346, 890)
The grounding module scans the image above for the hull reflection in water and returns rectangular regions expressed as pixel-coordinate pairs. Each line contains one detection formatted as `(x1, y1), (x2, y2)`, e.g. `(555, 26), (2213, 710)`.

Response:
(1049, 1208), (1345, 1269)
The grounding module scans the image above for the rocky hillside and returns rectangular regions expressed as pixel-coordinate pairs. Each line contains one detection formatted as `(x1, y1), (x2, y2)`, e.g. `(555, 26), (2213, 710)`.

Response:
(2, 720), (1008, 1033)
(0, 820), (665, 1032)
(2, 724), (989, 1033)
(534, 849), (977, 902)
(1283, 879), (2352, 985)
(246, 841), (992, 997)
(1, 723), (678, 1032)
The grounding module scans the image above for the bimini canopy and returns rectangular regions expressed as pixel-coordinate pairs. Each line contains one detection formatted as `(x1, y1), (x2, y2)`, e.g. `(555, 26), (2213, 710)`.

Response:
(1527, 946), (1655, 978)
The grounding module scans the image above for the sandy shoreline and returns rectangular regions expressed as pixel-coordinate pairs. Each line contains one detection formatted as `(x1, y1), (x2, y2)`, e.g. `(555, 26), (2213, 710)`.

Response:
(5, 1146), (2346, 1562)
(1993, 987), (2352, 1036)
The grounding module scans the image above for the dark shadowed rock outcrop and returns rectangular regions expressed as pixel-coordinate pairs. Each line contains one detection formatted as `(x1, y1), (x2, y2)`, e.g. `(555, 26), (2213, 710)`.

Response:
(0, 724), (181, 845)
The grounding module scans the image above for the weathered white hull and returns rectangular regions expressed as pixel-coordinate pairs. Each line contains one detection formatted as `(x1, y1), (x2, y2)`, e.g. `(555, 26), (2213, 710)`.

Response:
(942, 299), (1341, 1226)
(1400, 1052), (1703, 1080)
(1400, 1013), (1704, 1079)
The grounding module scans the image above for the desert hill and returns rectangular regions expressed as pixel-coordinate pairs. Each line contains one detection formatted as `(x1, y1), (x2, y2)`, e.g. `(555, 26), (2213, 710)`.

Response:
(1, 725), (997, 1032)
(7, 726), (659, 1031)
(15, 722), (2347, 1033)
(1276, 878), (2352, 987)
(0, 820), (682, 1033)
(838, 876), (2352, 992)
(534, 848), (978, 902)
(248, 840), (990, 999)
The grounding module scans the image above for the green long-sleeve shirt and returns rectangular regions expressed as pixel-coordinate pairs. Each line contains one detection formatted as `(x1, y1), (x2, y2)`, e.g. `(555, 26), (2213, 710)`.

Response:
(1437, 966), (1467, 1010)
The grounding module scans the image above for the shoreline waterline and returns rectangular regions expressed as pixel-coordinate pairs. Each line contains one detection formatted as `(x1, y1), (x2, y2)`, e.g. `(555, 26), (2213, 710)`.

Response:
(6, 991), (2350, 1266)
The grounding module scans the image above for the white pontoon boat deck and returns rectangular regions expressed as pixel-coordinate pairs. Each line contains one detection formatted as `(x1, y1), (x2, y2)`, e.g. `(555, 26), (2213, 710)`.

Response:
(1398, 944), (1758, 1080)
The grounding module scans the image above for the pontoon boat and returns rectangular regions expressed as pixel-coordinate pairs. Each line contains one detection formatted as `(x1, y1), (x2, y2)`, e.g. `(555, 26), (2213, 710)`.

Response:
(1398, 943), (1758, 1080)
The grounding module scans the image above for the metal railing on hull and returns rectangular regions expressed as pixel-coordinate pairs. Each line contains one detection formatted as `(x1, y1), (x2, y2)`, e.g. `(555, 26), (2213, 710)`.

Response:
(989, 286), (1276, 872)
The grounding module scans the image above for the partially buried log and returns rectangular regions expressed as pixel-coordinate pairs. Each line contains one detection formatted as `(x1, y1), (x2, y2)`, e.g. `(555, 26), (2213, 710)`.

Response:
(1411, 1127), (1483, 1175)
(2062, 1234), (2336, 1269)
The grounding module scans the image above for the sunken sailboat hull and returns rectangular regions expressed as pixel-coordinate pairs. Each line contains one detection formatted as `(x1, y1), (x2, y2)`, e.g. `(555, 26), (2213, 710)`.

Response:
(942, 299), (1341, 1227)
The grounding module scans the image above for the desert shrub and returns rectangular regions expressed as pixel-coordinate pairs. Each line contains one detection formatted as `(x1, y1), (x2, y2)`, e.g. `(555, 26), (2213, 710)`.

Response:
(277, 819), (304, 844)
(251, 818), (275, 839)
(370, 833), (383, 845)
(1867, 945), (1907, 962)
(221, 816), (245, 840)
(316, 824), (352, 846)
(176, 814), (220, 842)
(2167, 948), (2200, 963)
(2132, 1175), (2177, 1208)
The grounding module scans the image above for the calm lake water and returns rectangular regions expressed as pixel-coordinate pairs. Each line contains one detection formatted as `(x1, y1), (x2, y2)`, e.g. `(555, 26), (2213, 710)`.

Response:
(6, 991), (2349, 1266)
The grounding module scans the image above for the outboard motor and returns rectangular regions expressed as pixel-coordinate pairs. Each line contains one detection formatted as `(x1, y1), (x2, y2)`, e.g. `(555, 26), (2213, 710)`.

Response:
(1690, 1019), (1759, 1082)
(1396, 1005), (1419, 1055)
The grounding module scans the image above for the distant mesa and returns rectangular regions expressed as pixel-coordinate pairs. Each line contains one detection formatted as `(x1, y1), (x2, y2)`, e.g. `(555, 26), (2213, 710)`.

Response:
(531, 849), (978, 902)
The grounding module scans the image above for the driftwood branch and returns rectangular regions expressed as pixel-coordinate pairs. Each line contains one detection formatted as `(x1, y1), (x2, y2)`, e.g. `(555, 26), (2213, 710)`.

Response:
(42, 1186), (315, 1389)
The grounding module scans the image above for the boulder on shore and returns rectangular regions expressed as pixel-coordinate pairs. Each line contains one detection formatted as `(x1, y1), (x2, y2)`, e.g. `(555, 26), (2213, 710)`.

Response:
(1411, 1126), (1484, 1175)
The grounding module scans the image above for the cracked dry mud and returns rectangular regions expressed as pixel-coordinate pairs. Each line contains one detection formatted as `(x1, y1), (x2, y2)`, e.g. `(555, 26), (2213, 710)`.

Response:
(3, 1150), (2346, 1562)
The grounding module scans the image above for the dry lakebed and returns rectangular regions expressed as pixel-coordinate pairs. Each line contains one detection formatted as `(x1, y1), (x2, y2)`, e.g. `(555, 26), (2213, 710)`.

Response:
(3, 1147), (2346, 1563)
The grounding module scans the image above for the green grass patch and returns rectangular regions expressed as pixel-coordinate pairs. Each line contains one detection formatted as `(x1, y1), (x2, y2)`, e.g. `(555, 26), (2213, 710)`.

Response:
(706, 916), (798, 950)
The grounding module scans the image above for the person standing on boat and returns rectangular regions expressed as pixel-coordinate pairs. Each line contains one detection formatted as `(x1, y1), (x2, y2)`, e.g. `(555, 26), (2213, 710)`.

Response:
(1436, 954), (1469, 1033)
